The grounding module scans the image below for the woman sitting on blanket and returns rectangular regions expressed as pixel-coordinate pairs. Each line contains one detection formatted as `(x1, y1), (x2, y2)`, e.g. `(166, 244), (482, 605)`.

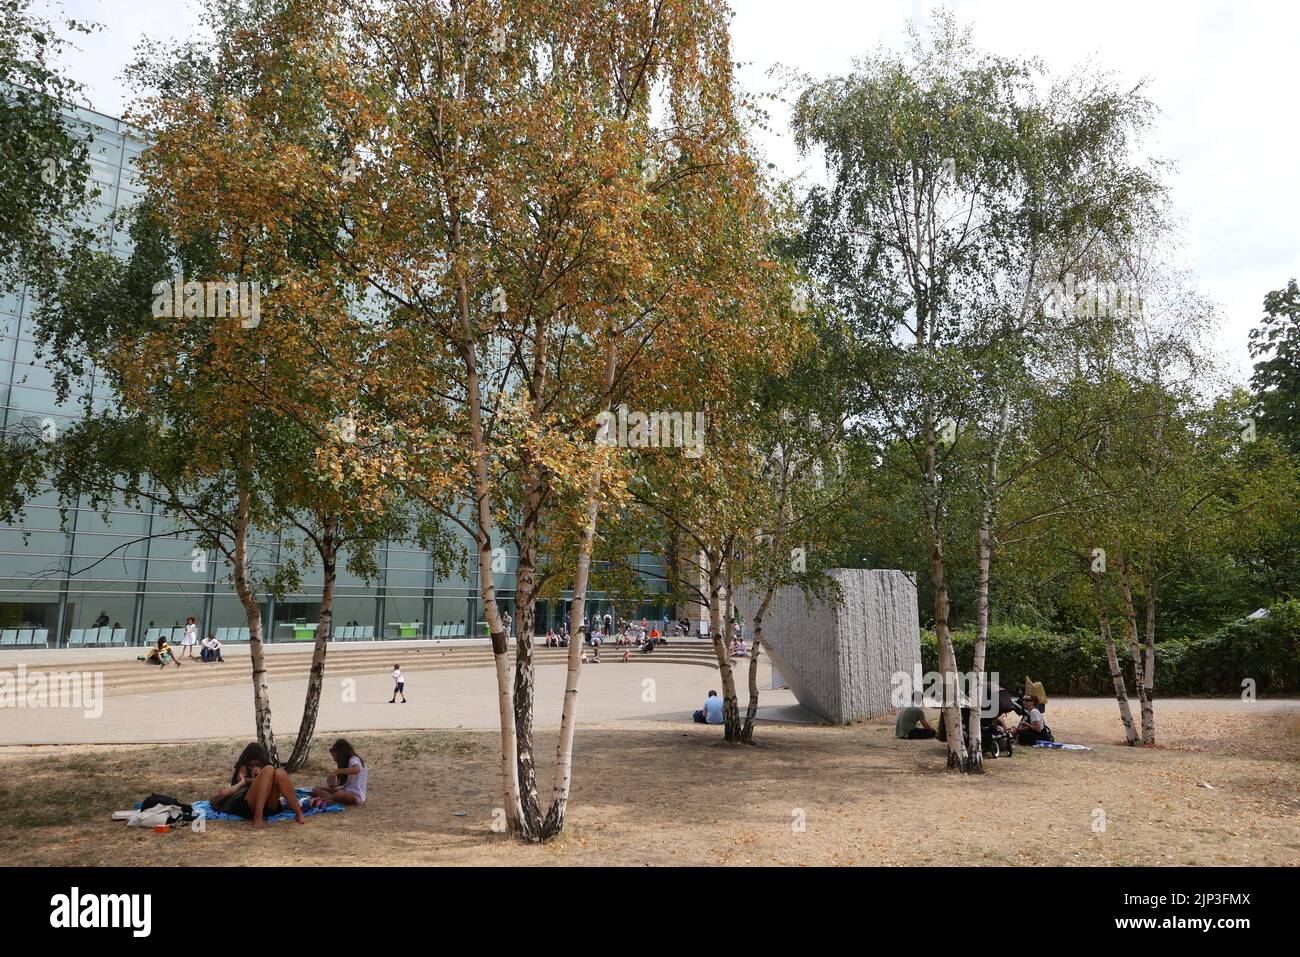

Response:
(209, 742), (305, 829)
(308, 738), (367, 808)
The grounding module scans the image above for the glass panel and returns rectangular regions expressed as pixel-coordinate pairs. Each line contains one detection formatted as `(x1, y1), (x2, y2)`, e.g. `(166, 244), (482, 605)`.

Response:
(5, 357), (58, 391)
(63, 586), (137, 644)
(0, 597), (59, 634)
(0, 530), (70, 570)
(383, 588), (423, 639)
(330, 595), (376, 638)
(429, 596), (469, 638)
(7, 384), (80, 417)
(207, 595), (264, 642)
(138, 584), (207, 639)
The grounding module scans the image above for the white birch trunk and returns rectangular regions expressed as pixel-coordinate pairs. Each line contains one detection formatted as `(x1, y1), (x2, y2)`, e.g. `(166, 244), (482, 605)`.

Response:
(232, 479), (276, 765)
(1091, 565), (1139, 745)
(455, 274), (525, 837)
(1117, 549), (1154, 745)
(706, 553), (741, 742)
(285, 516), (338, 772)
(542, 335), (617, 839)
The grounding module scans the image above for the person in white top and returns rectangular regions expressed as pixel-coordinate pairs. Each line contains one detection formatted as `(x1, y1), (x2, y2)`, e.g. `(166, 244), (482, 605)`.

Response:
(389, 664), (406, 703)
(181, 616), (198, 658)
(201, 633), (224, 662)
(309, 739), (367, 807)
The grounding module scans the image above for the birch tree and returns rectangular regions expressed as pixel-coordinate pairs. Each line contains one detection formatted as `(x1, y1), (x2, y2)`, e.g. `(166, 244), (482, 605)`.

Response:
(794, 14), (1162, 771)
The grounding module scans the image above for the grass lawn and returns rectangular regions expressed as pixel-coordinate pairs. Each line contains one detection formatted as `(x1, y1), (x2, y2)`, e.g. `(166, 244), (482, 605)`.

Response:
(2, 702), (1297, 866)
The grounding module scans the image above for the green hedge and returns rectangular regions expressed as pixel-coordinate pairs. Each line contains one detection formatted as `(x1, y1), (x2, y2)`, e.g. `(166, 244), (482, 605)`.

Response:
(920, 600), (1300, 697)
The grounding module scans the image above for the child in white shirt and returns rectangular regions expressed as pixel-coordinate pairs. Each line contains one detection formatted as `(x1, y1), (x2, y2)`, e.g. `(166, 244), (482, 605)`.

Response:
(389, 664), (406, 703)
(309, 738), (367, 807)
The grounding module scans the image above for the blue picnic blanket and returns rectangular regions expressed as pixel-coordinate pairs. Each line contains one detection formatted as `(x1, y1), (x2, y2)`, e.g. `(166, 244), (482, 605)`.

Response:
(146, 788), (345, 823)
(1033, 741), (1093, 751)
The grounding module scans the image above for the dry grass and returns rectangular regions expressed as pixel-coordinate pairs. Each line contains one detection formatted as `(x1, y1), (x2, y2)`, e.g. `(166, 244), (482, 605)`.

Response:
(1, 701), (1297, 866)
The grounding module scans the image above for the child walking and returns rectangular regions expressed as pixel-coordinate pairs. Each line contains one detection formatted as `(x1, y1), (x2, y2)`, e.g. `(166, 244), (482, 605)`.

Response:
(389, 663), (406, 703)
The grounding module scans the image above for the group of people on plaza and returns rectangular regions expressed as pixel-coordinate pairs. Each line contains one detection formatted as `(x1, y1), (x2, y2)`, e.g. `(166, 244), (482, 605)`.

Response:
(143, 616), (225, 667)
(539, 612), (678, 662)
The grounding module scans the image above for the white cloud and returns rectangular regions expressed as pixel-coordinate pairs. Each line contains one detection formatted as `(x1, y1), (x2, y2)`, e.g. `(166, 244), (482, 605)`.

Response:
(732, 0), (1300, 383)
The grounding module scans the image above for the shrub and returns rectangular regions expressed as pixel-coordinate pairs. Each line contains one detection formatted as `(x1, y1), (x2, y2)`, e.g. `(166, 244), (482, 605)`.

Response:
(917, 601), (1299, 697)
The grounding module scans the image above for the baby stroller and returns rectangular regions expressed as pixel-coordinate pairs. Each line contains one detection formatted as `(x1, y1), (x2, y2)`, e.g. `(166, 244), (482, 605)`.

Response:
(983, 685), (1018, 757)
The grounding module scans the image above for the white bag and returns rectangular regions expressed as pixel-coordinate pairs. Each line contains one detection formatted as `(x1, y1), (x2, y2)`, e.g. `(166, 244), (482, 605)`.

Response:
(127, 804), (183, 828)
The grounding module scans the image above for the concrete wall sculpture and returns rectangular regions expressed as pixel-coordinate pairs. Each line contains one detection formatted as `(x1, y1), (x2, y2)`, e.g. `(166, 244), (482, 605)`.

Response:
(737, 568), (920, 723)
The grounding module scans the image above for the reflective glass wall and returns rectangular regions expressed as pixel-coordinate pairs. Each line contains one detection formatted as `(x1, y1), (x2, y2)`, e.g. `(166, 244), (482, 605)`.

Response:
(0, 106), (667, 649)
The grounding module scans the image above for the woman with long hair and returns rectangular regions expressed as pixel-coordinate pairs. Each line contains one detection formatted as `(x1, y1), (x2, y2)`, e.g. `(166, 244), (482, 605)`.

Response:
(309, 738), (367, 807)
(209, 742), (305, 829)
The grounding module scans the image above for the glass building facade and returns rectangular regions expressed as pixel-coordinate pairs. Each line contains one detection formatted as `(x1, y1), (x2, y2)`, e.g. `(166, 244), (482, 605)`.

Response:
(0, 105), (668, 649)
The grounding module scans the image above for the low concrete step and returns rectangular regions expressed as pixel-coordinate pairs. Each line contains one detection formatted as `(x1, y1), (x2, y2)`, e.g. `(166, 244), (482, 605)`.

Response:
(93, 653), (722, 697)
(44, 641), (719, 670)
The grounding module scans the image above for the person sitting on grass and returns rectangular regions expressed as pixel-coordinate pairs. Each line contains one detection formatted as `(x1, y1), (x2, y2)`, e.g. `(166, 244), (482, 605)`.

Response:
(1015, 693), (1052, 745)
(309, 739), (368, 807)
(693, 689), (725, 725)
(145, 635), (180, 668)
(210, 742), (305, 829)
(894, 705), (937, 740)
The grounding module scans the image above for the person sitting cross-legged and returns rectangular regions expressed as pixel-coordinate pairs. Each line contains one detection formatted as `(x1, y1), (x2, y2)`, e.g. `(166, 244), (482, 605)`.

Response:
(309, 738), (368, 808)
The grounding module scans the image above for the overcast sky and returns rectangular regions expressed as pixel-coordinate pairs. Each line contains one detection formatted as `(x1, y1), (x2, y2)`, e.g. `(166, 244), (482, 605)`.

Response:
(48, 0), (1299, 383)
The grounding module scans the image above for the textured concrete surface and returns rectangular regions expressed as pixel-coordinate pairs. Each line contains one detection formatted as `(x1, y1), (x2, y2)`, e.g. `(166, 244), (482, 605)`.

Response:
(739, 568), (921, 723)
(0, 658), (813, 745)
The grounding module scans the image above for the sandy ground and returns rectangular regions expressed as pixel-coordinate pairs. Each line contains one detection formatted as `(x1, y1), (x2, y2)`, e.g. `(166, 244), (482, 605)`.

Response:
(1, 699), (1297, 866)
